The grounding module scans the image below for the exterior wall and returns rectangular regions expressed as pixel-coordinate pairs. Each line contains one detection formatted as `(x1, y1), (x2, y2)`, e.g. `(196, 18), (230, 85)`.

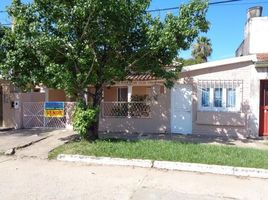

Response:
(132, 86), (149, 96)
(236, 17), (268, 56)
(1, 82), (16, 128)
(248, 17), (268, 54)
(47, 89), (66, 101)
(104, 87), (118, 101)
(180, 61), (256, 138)
(103, 86), (150, 102)
(99, 85), (170, 134)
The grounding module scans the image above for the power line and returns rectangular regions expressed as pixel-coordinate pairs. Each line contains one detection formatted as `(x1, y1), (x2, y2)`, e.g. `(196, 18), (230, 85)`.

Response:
(147, 0), (268, 12)
(147, 0), (242, 12)
(213, 1), (268, 6)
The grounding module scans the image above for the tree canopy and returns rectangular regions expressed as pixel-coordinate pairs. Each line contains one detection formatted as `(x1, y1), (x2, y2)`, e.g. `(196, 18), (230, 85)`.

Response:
(0, 0), (209, 139)
(1, 0), (209, 98)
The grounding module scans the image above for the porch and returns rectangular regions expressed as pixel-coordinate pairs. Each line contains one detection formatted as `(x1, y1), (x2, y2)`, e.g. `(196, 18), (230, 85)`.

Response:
(99, 80), (170, 134)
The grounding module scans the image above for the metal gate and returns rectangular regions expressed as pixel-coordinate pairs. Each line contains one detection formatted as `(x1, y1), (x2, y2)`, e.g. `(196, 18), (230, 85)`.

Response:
(22, 102), (75, 128)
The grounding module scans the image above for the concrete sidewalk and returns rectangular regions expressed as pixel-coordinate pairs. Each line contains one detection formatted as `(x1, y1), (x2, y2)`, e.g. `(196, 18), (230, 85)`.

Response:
(0, 129), (51, 153)
(15, 129), (77, 159)
(0, 128), (77, 158)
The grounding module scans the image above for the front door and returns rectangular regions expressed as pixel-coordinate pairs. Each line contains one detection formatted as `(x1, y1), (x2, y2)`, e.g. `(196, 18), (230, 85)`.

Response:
(171, 84), (192, 134)
(260, 80), (268, 136)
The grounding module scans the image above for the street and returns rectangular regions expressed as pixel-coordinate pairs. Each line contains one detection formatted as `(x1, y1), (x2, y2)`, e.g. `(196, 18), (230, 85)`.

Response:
(0, 156), (267, 200)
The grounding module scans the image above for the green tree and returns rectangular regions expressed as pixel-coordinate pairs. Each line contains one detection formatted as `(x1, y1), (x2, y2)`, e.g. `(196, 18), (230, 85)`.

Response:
(0, 25), (9, 64)
(191, 36), (212, 62)
(1, 0), (209, 140)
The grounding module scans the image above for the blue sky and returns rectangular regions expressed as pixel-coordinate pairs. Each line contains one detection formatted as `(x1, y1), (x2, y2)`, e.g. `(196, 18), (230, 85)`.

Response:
(1, 0), (268, 61)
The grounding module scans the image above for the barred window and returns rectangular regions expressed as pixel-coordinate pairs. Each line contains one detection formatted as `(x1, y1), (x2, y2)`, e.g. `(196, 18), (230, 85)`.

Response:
(201, 88), (210, 107)
(198, 80), (242, 111)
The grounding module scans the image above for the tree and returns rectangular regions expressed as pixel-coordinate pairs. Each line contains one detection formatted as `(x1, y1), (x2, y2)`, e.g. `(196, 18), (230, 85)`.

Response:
(0, 25), (9, 64)
(191, 36), (212, 62)
(1, 0), (209, 140)
(176, 57), (204, 68)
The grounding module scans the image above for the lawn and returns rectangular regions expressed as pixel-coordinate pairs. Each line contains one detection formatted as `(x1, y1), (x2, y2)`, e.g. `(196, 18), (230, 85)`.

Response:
(49, 139), (268, 169)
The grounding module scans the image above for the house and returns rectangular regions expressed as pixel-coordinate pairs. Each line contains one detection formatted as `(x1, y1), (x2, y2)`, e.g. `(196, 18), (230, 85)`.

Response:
(0, 80), (74, 129)
(99, 74), (169, 134)
(99, 6), (268, 138)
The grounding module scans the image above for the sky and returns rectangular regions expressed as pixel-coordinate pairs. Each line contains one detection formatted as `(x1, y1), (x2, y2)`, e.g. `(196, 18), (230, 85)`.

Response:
(1, 0), (268, 61)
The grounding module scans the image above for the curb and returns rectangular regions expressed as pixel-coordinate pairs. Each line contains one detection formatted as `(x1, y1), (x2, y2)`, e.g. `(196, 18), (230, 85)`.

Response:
(153, 161), (268, 179)
(57, 154), (153, 168)
(57, 154), (268, 179)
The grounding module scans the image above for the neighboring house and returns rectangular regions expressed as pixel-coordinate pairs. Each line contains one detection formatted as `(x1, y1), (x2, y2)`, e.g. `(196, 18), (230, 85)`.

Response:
(99, 54), (268, 138)
(0, 81), (73, 129)
(236, 6), (268, 56)
(100, 6), (268, 138)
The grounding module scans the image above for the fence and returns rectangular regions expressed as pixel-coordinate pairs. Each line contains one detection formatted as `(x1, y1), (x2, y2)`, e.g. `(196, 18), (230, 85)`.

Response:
(22, 102), (75, 128)
(101, 101), (151, 118)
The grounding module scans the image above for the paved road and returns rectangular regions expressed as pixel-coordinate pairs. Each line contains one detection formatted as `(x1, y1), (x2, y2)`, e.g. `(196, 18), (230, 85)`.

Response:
(0, 156), (267, 200)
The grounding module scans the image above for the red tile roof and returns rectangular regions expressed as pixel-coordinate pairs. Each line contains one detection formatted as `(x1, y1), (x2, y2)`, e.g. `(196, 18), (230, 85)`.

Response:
(125, 74), (156, 81)
(257, 53), (268, 62)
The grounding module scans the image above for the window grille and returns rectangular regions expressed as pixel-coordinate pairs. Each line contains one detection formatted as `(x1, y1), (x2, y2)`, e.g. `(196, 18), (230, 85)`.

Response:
(197, 80), (243, 111)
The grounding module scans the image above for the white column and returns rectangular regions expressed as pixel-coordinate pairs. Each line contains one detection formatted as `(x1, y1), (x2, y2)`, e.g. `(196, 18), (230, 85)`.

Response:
(127, 85), (132, 102)
(127, 85), (132, 118)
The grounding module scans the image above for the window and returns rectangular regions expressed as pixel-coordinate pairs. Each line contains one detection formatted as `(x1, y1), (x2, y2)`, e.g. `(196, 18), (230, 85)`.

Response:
(226, 88), (236, 108)
(201, 88), (210, 107)
(117, 88), (128, 102)
(198, 80), (242, 111)
(214, 88), (222, 107)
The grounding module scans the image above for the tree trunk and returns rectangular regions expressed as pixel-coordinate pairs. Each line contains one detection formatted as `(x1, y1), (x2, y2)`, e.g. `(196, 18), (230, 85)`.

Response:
(86, 85), (103, 141)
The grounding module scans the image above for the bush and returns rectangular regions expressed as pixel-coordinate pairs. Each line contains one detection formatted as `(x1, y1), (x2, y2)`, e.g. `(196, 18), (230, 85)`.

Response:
(73, 102), (98, 139)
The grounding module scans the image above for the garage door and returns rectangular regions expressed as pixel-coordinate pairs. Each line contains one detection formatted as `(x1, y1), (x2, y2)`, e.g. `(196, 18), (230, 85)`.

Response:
(171, 84), (192, 134)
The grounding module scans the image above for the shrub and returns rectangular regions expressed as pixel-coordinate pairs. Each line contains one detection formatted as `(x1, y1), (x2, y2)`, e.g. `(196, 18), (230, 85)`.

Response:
(73, 102), (98, 139)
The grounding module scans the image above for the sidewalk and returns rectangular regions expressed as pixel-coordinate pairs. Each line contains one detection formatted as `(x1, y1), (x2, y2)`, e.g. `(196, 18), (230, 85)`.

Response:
(0, 129), (51, 153)
(15, 129), (77, 159)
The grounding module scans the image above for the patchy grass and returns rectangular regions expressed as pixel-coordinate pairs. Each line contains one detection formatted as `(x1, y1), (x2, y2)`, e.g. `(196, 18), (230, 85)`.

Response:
(49, 139), (268, 169)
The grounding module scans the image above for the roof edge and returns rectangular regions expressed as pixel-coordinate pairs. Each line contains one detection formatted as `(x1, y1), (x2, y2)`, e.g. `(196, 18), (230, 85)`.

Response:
(182, 55), (256, 72)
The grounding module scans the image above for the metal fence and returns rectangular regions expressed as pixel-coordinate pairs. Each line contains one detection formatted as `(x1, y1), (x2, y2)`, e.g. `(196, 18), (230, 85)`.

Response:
(22, 102), (75, 128)
(101, 101), (151, 118)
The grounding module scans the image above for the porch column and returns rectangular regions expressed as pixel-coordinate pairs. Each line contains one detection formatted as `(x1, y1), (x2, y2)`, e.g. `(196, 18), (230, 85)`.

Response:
(127, 85), (132, 102)
(127, 85), (132, 118)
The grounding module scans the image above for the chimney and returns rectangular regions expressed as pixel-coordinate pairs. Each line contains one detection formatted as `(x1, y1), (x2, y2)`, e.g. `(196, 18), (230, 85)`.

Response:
(247, 6), (263, 21)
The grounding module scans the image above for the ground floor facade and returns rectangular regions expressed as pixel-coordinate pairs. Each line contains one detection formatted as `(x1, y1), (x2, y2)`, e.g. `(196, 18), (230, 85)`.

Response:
(2, 55), (268, 138)
(99, 55), (268, 138)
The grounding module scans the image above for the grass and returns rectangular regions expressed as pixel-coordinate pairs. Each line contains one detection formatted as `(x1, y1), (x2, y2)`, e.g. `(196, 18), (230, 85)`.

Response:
(49, 139), (268, 169)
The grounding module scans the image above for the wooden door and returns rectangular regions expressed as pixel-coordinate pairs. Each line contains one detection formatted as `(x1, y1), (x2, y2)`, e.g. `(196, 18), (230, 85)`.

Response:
(260, 80), (268, 136)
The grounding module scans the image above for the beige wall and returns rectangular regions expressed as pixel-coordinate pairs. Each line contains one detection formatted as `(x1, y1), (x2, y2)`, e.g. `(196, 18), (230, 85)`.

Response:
(1, 82), (15, 128)
(179, 61), (257, 138)
(0, 79), (48, 128)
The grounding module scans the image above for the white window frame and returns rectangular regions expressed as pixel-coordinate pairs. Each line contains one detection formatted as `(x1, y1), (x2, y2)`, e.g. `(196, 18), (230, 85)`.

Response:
(117, 87), (128, 102)
(198, 80), (242, 112)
